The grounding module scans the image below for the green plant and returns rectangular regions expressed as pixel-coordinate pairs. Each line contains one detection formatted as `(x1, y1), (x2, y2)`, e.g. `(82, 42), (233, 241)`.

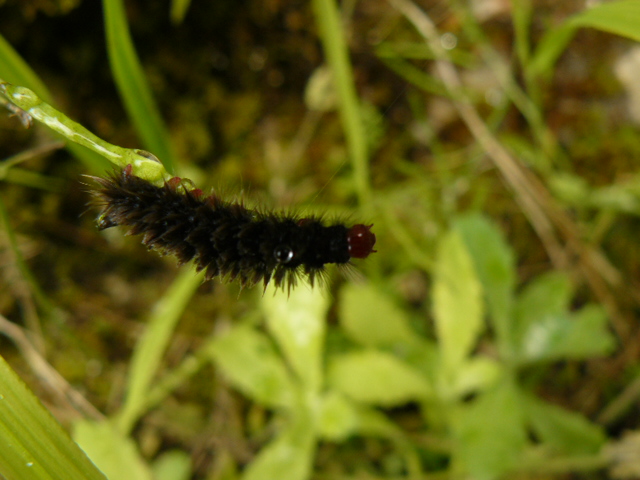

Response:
(2, 1), (640, 479)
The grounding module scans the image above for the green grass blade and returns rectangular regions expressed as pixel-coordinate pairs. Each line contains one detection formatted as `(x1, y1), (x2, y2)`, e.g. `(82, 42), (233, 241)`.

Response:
(0, 355), (107, 480)
(311, 0), (372, 211)
(103, 0), (178, 173)
(113, 269), (203, 434)
(170, 0), (192, 24)
(511, 0), (533, 69)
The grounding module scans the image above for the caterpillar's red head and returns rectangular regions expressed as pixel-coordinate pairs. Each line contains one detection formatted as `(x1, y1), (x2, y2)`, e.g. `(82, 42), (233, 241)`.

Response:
(347, 224), (376, 259)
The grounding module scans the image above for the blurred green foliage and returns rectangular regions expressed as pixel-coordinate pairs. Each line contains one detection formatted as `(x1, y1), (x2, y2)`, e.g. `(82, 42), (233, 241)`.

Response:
(1, 1), (640, 479)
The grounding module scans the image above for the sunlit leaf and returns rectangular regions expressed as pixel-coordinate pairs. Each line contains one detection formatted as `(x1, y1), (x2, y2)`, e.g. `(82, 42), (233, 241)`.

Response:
(74, 420), (151, 480)
(433, 230), (484, 374)
(262, 285), (330, 393)
(524, 394), (607, 454)
(242, 412), (316, 480)
(209, 325), (295, 408)
(513, 271), (571, 344)
(450, 357), (503, 399)
(452, 379), (527, 480)
(568, 0), (640, 42)
(513, 273), (614, 363)
(350, 406), (404, 438)
(339, 283), (419, 347)
(455, 214), (515, 355)
(518, 305), (615, 363)
(397, 338), (439, 384)
(152, 450), (191, 480)
(316, 392), (358, 441)
(328, 350), (432, 406)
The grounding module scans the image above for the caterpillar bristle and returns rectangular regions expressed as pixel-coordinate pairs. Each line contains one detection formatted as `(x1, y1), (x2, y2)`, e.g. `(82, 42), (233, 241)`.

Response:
(88, 166), (376, 291)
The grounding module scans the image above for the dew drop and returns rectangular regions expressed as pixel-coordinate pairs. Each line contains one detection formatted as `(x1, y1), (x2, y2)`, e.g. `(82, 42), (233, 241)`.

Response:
(441, 32), (457, 50)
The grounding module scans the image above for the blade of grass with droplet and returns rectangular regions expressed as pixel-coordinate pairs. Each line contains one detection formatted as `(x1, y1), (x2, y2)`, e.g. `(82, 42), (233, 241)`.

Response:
(0, 82), (167, 182)
(0, 34), (111, 172)
(0, 34), (51, 103)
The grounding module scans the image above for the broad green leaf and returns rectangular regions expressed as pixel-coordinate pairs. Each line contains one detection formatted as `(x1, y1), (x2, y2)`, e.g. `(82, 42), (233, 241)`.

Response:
(513, 271), (570, 343)
(262, 285), (329, 393)
(350, 406), (404, 438)
(531, 0), (640, 78)
(568, 0), (640, 42)
(449, 357), (502, 399)
(564, 305), (615, 357)
(0, 356), (106, 480)
(398, 338), (439, 383)
(103, 0), (178, 173)
(328, 350), (432, 406)
(152, 451), (191, 480)
(339, 283), (418, 347)
(433, 230), (484, 374)
(242, 411), (316, 480)
(455, 214), (515, 354)
(74, 420), (151, 480)
(318, 389), (404, 442)
(316, 392), (358, 441)
(524, 394), (607, 454)
(209, 325), (295, 408)
(518, 305), (615, 364)
(452, 379), (527, 480)
(513, 272), (614, 363)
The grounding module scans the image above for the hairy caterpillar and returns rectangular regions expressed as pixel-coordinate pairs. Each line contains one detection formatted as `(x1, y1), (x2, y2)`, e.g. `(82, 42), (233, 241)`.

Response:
(89, 165), (376, 291)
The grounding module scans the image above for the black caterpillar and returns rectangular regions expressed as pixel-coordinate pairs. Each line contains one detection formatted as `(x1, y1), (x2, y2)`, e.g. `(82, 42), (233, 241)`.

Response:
(89, 165), (376, 291)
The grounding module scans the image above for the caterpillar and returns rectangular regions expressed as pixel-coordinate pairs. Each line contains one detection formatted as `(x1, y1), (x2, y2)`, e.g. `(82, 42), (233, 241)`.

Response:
(88, 165), (376, 292)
